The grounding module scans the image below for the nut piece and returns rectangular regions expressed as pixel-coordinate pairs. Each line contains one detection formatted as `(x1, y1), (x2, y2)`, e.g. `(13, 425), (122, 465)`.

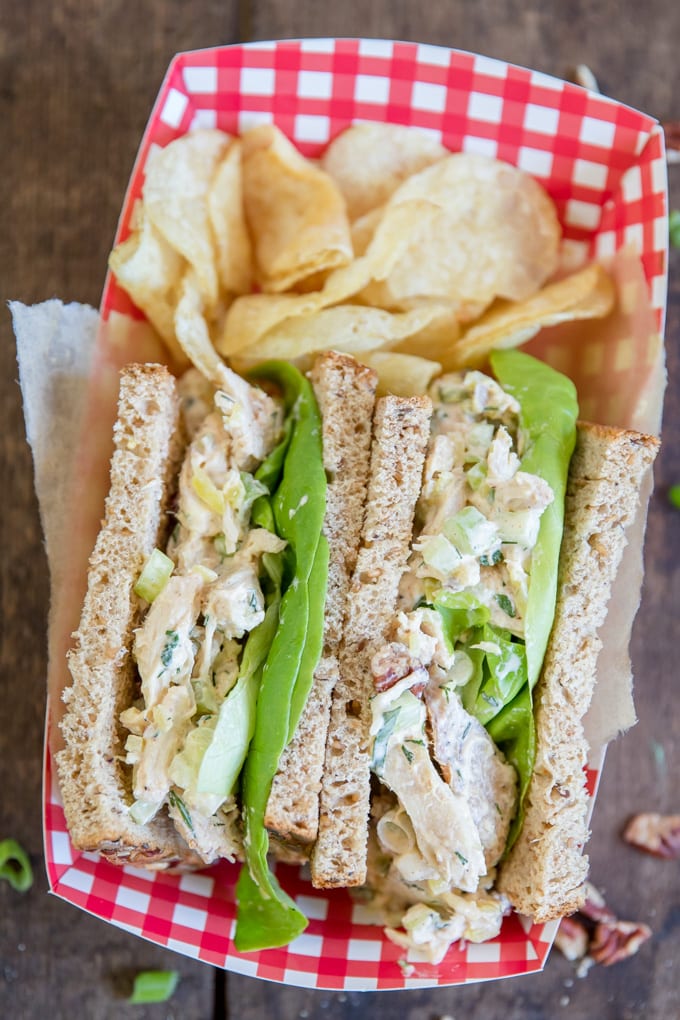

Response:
(554, 880), (652, 969)
(589, 919), (652, 966)
(579, 881), (616, 923)
(622, 813), (680, 859)
(554, 915), (590, 961)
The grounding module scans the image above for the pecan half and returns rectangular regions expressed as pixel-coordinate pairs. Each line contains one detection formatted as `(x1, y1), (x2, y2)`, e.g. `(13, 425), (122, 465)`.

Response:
(579, 881), (617, 924)
(555, 881), (652, 968)
(554, 915), (590, 961)
(622, 812), (680, 859)
(371, 642), (420, 692)
(589, 919), (652, 966)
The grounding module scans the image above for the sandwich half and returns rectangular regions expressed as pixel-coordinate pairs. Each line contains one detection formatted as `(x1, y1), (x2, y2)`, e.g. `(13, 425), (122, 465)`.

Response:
(307, 350), (658, 960)
(57, 351), (378, 877)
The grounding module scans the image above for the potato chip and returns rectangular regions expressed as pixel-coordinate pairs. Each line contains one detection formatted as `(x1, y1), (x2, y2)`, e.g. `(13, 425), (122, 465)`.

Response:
(360, 153), (561, 312)
(174, 270), (227, 384)
(233, 303), (455, 367)
(143, 129), (232, 315)
(242, 124), (353, 293)
(358, 351), (442, 397)
(208, 139), (253, 297)
(321, 123), (447, 220)
(390, 308), (461, 361)
(108, 209), (189, 368)
(447, 263), (615, 369)
(217, 256), (375, 357)
(350, 206), (383, 256)
(218, 201), (460, 358)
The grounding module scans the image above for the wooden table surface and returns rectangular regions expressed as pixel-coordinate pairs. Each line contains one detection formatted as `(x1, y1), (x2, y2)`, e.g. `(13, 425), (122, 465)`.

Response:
(2, 2), (679, 1017)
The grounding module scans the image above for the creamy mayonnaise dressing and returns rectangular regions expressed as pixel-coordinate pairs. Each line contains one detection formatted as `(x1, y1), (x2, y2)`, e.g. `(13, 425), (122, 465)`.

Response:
(121, 370), (284, 861)
(366, 369), (554, 962)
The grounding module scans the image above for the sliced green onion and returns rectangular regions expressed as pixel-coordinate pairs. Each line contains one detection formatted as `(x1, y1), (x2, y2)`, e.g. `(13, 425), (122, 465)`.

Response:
(134, 548), (174, 602)
(668, 484), (680, 509)
(129, 970), (179, 1004)
(0, 838), (33, 892)
(669, 210), (680, 249)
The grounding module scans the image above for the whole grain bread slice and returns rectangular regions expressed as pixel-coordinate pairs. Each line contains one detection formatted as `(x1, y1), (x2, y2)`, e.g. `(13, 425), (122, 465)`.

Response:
(56, 364), (198, 868)
(311, 394), (432, 888)
(496, 421), (659, 920)
(265, 352), (378, 849)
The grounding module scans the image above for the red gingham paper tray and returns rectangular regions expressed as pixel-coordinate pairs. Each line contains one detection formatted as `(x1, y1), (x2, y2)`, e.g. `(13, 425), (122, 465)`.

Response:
(44, 39), (668, 990)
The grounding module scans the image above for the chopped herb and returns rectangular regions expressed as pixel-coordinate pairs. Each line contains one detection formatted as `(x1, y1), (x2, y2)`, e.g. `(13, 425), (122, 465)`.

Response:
(462, 721), (471, 741)
(494, 593), (516, 618)
(454, 850), (468, 866)
(129, 970), (179, 1005)
(439, 683), (451, 702)
(0, 838), (33, 892)
(247, 590), (259, 613)
(495, 802), (502, 815)
(160, 630), (179, 668)
(670, 209), (680, 249)
(168, 790), (194, 833)
(479, 549), (503, 567)
(668, 484), (680, 509)
(406, 738), (425, 747)
(401, 744), (414, 764)
(481, 692), (500, 708)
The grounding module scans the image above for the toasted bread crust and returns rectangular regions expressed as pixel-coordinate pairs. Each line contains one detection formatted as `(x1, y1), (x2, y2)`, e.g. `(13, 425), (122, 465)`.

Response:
(56, 364), (198, 867)
(496, 422), (659, 920)
(265, 352), (378, 847)
(311, 394), (432, 888)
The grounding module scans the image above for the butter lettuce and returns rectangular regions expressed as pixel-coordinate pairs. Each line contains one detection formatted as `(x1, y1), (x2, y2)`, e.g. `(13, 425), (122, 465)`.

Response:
(490, 350), (578, 689)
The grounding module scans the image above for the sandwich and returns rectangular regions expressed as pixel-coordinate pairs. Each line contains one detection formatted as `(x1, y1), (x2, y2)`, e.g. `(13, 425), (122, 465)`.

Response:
(56, 345), (658, 957)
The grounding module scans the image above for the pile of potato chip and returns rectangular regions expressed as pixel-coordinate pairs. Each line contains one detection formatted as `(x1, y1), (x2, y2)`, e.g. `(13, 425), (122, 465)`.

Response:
(110, 123), (615, 395)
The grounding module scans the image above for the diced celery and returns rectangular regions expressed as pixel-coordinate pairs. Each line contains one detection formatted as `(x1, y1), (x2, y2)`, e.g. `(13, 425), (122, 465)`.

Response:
(421, 534), (462, 573)
(495, 508), (540, 548)
(133, 548), (174, 603)
(443, 506), (498, 557)
(129, 799), (162, 825)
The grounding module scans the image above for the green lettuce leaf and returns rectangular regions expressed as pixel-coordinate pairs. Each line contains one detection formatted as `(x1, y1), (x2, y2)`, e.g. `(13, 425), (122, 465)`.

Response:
(235, 362), (328, 953)
(486, 683), (536, 851)
(489, 350), (578, 689)
(466, 624), (528, 727)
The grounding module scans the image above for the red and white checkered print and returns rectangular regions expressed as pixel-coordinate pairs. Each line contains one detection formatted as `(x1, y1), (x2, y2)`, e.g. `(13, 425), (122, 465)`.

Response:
(47, 39), (668, 990)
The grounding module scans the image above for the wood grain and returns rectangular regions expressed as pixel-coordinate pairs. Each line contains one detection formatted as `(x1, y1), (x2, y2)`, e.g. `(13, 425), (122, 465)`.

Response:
(1, 1), (678, 1018)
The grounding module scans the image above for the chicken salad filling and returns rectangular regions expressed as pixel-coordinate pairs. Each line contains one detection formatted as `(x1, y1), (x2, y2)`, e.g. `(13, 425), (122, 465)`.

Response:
(366, 363), (570, 963)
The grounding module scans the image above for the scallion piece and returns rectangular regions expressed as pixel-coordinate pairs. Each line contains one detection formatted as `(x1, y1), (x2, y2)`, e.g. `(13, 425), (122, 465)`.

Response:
(134, 548), (174, 603)
(0, 838), (33, 892)
(669, 209), (680, 249)
(128, 970), (179, 1004)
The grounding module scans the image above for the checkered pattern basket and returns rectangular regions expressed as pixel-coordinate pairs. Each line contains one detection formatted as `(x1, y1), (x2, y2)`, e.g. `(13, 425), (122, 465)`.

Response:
(45, 39), (668, 990)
